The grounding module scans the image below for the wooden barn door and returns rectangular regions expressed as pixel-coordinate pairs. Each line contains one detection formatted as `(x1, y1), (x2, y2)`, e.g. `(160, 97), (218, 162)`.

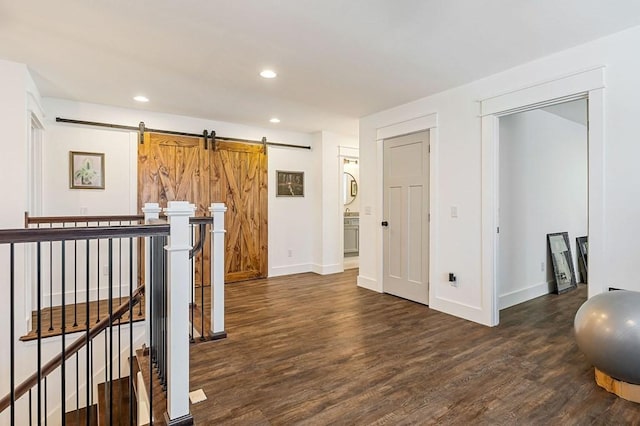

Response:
(138, 132), (211, 286)
(210, 141), (267, 282)
(138, 132), (268, 283)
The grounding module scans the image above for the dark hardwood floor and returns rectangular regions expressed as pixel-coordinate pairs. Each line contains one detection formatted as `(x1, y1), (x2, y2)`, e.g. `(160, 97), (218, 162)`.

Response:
(189, 270), (640, 425)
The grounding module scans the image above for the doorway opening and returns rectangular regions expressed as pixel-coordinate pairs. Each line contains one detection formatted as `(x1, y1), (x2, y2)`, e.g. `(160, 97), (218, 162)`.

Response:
(497, 99), (588, 312)
(342, 156), (360, 270)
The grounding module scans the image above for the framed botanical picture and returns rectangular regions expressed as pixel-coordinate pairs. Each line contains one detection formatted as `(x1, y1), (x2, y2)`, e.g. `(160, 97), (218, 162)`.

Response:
(276, 170), (304, 197)
(69, 151), (105, 189)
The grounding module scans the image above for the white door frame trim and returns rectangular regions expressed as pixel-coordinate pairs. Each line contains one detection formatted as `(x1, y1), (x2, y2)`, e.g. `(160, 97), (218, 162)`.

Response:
(376, 113), (438, 306)
(481, 67), (605, 326)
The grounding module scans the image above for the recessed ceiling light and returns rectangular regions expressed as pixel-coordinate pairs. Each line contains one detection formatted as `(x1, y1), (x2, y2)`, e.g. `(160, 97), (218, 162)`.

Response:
(133, 95), (149, 103)
(260, 69), (277, 79)
(269, 118), (281, 123)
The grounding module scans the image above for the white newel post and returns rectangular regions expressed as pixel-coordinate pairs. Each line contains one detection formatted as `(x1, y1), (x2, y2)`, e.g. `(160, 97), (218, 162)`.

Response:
(164, 201), (195, 423)
(209, 203), (227, 339)
(142, 202), (162, 347)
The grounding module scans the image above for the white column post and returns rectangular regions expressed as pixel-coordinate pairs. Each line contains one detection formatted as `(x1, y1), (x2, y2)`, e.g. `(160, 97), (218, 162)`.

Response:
(163, 201), (195, 423)
(209, 203), (227, 339)
(142, 202), (162, 347)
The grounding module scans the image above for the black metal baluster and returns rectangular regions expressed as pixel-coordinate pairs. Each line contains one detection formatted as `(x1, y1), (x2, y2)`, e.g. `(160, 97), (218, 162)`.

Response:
(37, 242), (42, 423)
(163, 234), (167, 388)
(85, 239), (91, 426)
(89, 340), (93, 426)
(49, 235), (53, 331)
(44, 376), (47, 426)
(73, 237), (78, 327)
(128, 237), (134, 426)
(190, 226), (195, 343)
(10, 243), (15, 424)
(200, 230), (205, 340)
(118, 230), (122, 384)
(108, 238), (113, 426)
(149, 236), (154, 425)
(75, 352), (79, 426)
(61, 241), (66, 423)
(164, 237), (168, 389)
(96, 236), (100, 323)
(103, 330), (107, 423)
(138, 234), (143, 317)
(29, 389), (32, 426)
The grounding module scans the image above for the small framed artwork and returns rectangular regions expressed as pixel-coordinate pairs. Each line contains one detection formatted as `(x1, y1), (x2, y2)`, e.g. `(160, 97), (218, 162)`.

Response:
(350, 180), (357, 197)
(276, 170), (304, 197)
(547, 232), (577, 294)
(69, 151), (105, 189)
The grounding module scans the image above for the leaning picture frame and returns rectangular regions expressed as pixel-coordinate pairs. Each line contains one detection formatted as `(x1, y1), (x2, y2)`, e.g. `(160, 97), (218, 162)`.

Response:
(276, 170), (304, 197)
(69, 151), (105, 189)
(576, 236), (588, 283)
(547, 232), (577, 294)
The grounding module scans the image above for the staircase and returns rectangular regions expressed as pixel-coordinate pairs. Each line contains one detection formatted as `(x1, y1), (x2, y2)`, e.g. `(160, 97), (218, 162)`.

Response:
(1, 202), (226, 425)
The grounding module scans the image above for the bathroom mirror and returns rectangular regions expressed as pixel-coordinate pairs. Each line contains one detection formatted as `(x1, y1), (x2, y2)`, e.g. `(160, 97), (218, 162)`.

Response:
(344, 172), (357, 205)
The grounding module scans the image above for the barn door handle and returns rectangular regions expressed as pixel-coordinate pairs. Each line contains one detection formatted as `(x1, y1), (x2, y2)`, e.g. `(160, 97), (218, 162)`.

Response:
(381, 221), (389, 227)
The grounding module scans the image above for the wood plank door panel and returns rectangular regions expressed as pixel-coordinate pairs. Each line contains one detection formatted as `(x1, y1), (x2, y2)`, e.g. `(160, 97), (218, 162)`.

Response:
(210, 141), (267, 282)
(139, 134), (268, 284)
(138, 132), (211, 285)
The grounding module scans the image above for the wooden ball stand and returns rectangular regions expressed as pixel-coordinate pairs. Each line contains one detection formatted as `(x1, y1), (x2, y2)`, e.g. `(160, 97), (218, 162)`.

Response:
(595, 368), (640, 403)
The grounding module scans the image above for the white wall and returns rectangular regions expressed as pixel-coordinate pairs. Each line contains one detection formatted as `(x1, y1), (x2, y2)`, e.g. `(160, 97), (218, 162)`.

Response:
(312, 131), (358, 275)
(41, 98), (323, 277)
(0, 59), (44, 426)
(43, 126), (138, 216)
(359, 24), (640, 325)
(498, 108), (587, 309)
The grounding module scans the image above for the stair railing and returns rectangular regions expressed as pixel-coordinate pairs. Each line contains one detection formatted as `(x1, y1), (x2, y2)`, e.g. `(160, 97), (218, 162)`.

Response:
(0, 223), (169, 425)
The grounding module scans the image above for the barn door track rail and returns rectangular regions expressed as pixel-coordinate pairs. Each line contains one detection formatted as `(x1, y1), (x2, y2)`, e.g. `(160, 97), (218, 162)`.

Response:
(55, 117), (311, 150)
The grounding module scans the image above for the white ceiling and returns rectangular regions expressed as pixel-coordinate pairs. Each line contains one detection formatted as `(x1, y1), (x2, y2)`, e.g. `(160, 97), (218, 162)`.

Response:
(1, 1), (640, 136)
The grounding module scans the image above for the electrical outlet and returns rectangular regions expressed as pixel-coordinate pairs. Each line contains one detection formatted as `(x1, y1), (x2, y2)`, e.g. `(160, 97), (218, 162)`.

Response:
(103, 265), (109, 276)
(80, 206), (88, 215)
(448, 273), (457, 287)
(287, 249), (293, 258)
(540, 262), (545, 272)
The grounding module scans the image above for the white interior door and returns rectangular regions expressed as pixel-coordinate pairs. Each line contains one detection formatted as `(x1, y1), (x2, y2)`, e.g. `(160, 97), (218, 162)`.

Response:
(383, 131), (430, 304)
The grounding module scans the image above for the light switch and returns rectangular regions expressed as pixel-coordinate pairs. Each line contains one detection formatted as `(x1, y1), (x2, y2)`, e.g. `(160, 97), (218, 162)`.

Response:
(450, 206), (458, 218)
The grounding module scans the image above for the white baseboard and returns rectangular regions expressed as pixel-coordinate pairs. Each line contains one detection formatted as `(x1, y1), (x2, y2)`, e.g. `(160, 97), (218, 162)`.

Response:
(311, 263), (343, 275)
(269, 263), (313, 277)
(343, 257), (359, 270)
(499, 281), (553, 310)
(357, 275), (380, 292)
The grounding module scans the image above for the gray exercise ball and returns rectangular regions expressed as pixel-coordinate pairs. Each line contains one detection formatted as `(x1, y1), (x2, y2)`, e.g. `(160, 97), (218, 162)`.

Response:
(574, 290), (640, 384)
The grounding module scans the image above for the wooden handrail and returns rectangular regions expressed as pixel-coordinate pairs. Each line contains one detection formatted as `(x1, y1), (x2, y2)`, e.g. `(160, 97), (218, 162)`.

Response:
(25, 211), (145, 226)
(0, 224), (170, 244)
(0, 285), (146, 414)
(25, 212), (213, 226)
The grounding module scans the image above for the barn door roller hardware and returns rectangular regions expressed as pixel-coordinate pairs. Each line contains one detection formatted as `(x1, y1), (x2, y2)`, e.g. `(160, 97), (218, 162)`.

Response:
(55, 117), (311, 150)
(139, 121), (145, 144)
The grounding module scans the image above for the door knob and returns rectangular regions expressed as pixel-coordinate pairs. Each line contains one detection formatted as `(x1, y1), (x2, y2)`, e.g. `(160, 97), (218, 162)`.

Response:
(381, 221), (389, 227)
